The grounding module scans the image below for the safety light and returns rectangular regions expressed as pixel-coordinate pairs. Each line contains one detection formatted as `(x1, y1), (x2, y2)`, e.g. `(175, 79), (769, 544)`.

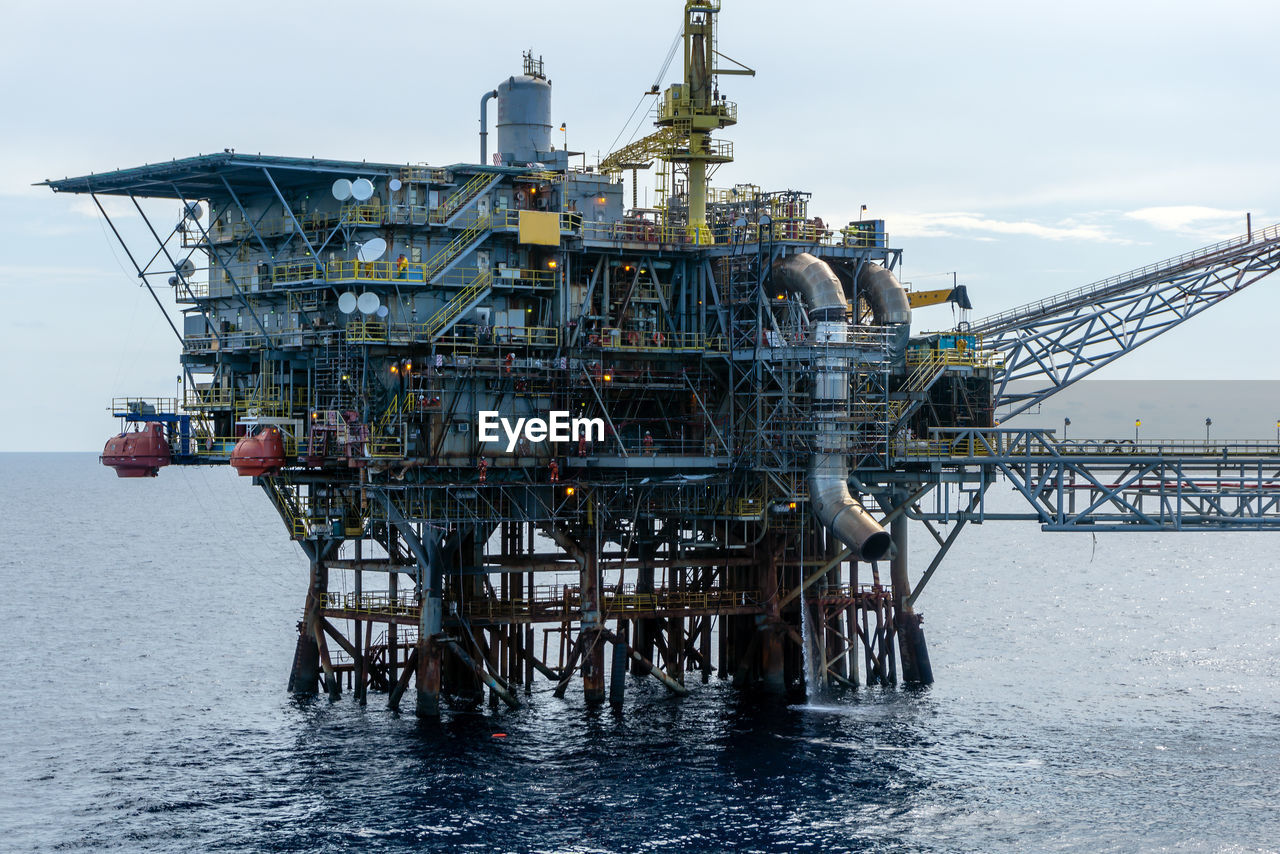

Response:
(566, 486), (576, 496)
(603, 373), (612, 382)
(404, 360), (412, 371)
(788, 501), (797, 509)
(390, 365), (399, 374)
(776, 294), (786, 300)
(548, 259), (558, 269)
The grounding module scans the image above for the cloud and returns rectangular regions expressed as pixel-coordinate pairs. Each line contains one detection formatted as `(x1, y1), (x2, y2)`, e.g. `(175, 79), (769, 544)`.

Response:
(1124, 205), (1252, 239)
(885, 211), (1128, 243)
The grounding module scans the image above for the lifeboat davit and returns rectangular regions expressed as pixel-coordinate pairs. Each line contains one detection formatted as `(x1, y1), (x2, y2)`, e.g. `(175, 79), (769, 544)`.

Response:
(102, 422), (171, 478)
(230, 427), (286, 477)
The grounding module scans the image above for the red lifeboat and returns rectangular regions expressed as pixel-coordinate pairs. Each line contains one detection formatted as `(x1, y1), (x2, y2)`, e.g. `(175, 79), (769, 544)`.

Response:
(102, 422), (171, 478)
(230, 427), (286, 477)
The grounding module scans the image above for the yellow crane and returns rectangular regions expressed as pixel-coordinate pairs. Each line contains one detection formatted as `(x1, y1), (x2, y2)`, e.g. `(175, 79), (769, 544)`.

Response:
(600, 1), (754, 243)
(907, 285), (972, 310)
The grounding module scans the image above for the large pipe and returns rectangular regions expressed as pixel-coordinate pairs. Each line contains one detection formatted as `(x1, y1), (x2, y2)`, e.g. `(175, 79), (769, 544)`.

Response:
(856, 261), (912, 362)
(773, 252), (892, 562)
(479, 89), (498, 165)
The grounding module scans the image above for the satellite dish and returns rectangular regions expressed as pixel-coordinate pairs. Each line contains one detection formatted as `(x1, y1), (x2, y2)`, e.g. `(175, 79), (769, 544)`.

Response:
(332, 179), (352, 201)
(357, 237), (387, 263)
(388, 178), (402, 192)
(733, 217), (748, 229)
(183, 202), (204, 221)
(375, 305), (389, 318)
(175, 258), (196, 278)
(168, 275), (179, 286)
(338, 292), (358, 314)
(357, 292), (381, 315)
(351, 178), (375, 201)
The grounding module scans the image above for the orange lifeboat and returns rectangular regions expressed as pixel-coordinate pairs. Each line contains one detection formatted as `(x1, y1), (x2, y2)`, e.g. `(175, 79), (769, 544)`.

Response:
(102, 423), (171, 478)
(230, 427), (286, 477)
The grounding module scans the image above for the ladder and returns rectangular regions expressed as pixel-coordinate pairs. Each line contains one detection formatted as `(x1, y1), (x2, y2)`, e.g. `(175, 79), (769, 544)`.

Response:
(263, 477), (308, 539)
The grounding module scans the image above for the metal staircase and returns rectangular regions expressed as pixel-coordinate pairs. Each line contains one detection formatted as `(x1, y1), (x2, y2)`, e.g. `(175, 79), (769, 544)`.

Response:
(262, 476), (308, 539)
(423, 214), (492, 283)
(431, 172), (502, 226)
(885, 350), (953, 430)
(422, 270), (495, 341)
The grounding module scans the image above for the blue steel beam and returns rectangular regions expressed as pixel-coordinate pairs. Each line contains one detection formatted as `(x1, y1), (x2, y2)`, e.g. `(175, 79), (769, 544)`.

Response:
(869, 428), (1280, 531)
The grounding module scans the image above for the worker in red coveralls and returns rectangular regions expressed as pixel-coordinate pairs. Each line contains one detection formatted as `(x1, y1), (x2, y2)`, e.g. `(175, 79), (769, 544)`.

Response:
(548, 458), (560, 483)
(504, 352), (515, 375)
(477, 455), (488, 484)
(642, 430), (654, 455)
(578, 435), (588, 457)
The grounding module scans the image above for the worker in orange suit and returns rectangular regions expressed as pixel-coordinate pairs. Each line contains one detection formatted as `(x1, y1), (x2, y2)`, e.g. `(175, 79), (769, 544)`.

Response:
(548, 458), (560, 483)
(504, 352), (515, 375)
(642, 431), (654, 455)
(477, 455), (488, 484)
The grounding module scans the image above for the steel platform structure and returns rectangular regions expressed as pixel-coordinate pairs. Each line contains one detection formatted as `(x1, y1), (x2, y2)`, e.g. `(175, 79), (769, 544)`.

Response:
(44, 1), (1280, 714)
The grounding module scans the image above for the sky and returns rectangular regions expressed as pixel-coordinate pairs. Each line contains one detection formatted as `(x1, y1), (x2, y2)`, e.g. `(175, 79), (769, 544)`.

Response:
(2, 0), (1279, 451)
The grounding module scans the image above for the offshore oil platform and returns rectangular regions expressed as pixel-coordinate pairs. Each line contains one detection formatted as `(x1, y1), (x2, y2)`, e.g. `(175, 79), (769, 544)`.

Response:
(47, 2), (1280, 716)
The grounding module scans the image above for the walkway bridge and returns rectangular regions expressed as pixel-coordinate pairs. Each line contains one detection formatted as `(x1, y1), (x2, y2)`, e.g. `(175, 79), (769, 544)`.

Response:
(968, 223), (1280, 419)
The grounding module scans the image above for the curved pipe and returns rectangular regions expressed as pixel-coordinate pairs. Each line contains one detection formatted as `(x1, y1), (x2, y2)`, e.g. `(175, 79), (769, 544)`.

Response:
(774, 252), (892, 562)
(479, 89), (498, 164)
(857, 261), (912, 362)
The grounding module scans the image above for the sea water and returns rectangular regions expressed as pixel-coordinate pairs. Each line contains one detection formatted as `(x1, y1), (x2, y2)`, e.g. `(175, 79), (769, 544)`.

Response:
(2, 453), (1278, 852)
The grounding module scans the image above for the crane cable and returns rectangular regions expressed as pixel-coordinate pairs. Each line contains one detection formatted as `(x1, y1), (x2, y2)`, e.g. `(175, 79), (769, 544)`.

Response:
(606, 23), (683, 157)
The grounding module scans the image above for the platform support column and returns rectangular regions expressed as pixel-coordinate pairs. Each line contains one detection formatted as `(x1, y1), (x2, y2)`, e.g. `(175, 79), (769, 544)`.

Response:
(352, 538), (366, 705)
(632, 521), (656, 675)
(387, 563), (399, 697)
(289, 540), (336, 695)
(610, 622), (628, 706)
(890, 512), (933, 685)
(288, 598), (320, 695)
(760, 538), (785, 694)
(580, 544), (605, 703)
(415, 529), (445, 719)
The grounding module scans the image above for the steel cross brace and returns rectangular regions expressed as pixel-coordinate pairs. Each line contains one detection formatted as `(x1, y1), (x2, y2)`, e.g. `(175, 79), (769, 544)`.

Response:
(971, 225), (1280, 418)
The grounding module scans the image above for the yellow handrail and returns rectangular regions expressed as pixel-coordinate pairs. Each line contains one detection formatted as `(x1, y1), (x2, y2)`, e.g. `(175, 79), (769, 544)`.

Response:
(423, 214), (491, 281)
(599, 328), (705, 350)
(346, 320), (387, 343)
(431, 172), (495, 223)
(422, 270), (493, 339)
